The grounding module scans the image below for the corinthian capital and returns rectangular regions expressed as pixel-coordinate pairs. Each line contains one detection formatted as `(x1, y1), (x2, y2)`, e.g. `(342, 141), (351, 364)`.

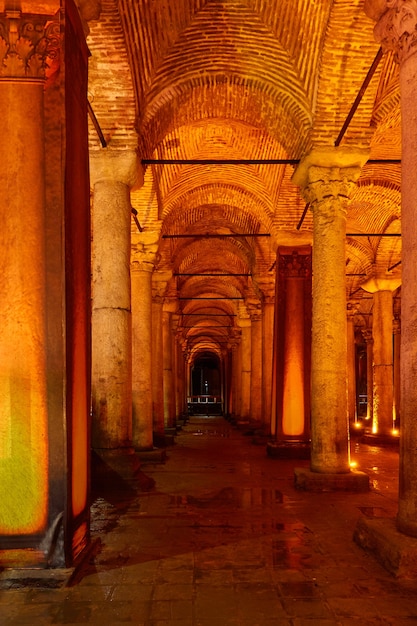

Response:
(0, 10), (60, 81)
(292, 147), (369, 206)
(365, 0), (417, 62)
(131, 229), (161, 272)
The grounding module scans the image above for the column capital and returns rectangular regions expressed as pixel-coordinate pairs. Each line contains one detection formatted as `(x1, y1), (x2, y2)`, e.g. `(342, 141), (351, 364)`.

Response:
(362, 328), (374, 343)
(89, 149), (143, 189)
(279, 248), (312, 279)
(360, 275), (401, 293)
(257, 277), (275, 303)
(365, 0), (417, 63)
(292, 147), (369, 205)
(0, 9), (60, 83)
(131, 229), (161, 273)
(152, 270), (172, 302)
(347, 300), (361, 317)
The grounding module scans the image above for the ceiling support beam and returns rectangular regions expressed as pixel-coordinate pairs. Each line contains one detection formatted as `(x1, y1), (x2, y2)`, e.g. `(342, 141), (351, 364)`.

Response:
(163, 233), (270, 238)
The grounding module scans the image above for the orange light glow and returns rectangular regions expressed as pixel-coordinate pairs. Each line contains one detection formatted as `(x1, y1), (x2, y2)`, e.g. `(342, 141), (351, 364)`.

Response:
(282, 279), (305, 436)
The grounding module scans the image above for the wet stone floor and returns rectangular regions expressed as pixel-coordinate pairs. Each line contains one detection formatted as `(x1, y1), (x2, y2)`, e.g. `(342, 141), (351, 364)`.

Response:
(1, 416), (417, 625)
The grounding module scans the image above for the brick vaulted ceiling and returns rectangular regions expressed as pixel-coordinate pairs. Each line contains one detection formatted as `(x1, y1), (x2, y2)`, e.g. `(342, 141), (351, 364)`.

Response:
(86, 0), (401, 358)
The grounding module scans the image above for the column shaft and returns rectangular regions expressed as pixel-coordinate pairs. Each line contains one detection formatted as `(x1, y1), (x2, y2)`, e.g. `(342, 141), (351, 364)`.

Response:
(0, 80), (49, 533)
(250, 313), (263, 422)
(91, 179), (132, 448)
(132, 267), (153, 450)
(372, 290), (394, 435)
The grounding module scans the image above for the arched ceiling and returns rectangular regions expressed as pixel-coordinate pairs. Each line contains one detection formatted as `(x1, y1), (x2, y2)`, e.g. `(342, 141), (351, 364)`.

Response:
(86, 0), (402, 357)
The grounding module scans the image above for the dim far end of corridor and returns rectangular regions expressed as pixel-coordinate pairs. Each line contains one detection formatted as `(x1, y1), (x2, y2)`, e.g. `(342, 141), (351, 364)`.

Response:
(2, 0), (417, 624)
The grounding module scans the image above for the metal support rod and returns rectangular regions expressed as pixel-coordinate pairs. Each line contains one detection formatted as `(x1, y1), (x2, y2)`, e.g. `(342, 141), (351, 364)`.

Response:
(131, 208), (143, 232)
(163, 233), (270, 238)
(179, 297), (244, 300)
(142, 157), (399, 165)
(335, 48), (383, 147)
(182, 313), (237, 316)
(87, 101), (107, 148)
(346, 233), (401, 237)
(175, 273), (251, 276)
(388, 260), (402, 271)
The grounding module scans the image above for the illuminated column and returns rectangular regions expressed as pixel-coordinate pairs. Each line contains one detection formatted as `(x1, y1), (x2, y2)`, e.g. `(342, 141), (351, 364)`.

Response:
(0, 8), (59, 541)
(238, 306), (251, 420)
(347, 303), (359, 425)
(90, 150), (140, 452)
(259, 282), (275, 430)
(131, 230), (160, 451)
(292, 147), (369, 484)
(248, 302), (263, 422)
(152, 272), (171, 439)
(362, 329), (374, 426)
(361, 278), (400, 436)
(393, 316), (401, 429)
(358, 0), (417, 546)
(163, 299), (177, 428)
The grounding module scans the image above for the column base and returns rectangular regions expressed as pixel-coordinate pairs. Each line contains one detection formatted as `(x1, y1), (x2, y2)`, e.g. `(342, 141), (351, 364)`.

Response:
(92, 447), (141, 483)
(136, 447), (167, 463)
(294, 467), (369, 492)
(354, 516), (417, 578)
(153, 432), (176, 447)
(267, 441), (310, 460)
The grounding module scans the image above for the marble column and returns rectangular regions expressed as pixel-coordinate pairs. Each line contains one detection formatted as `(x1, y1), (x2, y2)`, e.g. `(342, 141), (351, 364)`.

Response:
(131, 229), (160, 451)
(248, 302), (263, 423)
(152, 272), (171, 440)
(362, 329), (374, 427)
(393, 316), (401, 430)
(259, 280), (275, 431)
(292, 147), (369, 489)
(347, 303), (359, 426)
(90, 150), (141, 458)
(354, 1), (417, 562)
(361, 278), (400, 436)
(163, 300), (177, 428)
(238, 306), (252, 420)
(0, 7), (57, 542)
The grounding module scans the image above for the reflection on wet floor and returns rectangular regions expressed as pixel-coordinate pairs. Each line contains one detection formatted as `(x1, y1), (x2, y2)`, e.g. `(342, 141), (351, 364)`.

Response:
(1, 415), (416, 626)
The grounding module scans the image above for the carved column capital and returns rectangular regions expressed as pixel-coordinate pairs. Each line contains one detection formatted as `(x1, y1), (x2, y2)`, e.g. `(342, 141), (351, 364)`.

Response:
(131, 230), (161, 273)
(279, 249), (312, 279)
(362, 328), (374, 343)
(89, 149), (142, 189)
(292, 147), (369, 208)
(152, 270), (172, 303)
(365, 0), (417, 63)
(0, 10), (60, 83)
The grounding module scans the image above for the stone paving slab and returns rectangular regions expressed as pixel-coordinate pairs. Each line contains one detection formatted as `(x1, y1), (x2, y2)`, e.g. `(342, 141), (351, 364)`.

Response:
(1, 416), (416, 625)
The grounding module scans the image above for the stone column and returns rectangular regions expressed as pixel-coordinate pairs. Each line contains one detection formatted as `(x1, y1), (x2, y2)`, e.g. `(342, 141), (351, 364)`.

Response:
(0, 7), (58, 540)
(259, 281), (275, 431)
(393, 316), (401, 430)
(237, 305), (251, 420)
(163, 299), (177, 428)
(362, 329), (374, 427)
(347, 303), (359, 426)
(365, 0), (417, 536)
(361, 277), (400, 437)
(152, 272), (171, 442)
(131, 229), (160, 451)
(292, 147), (369, 490)
(354, 1), (417, 564)
(90, 150), (140, 460)
(248, 301), (263, 423)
